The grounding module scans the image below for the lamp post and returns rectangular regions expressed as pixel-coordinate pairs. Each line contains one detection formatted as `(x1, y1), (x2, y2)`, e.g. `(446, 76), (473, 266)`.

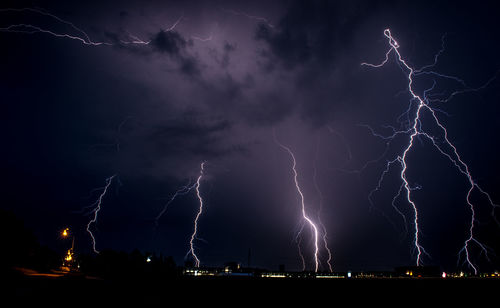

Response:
(61, 228), (76, 270)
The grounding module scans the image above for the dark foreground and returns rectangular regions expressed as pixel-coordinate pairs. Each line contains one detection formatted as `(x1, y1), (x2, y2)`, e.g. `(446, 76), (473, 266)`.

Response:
(5, 270), (500, 305)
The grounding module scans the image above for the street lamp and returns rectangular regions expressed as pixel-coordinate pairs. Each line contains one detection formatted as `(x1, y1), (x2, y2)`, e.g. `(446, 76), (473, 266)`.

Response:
(61, 227), (76, 271)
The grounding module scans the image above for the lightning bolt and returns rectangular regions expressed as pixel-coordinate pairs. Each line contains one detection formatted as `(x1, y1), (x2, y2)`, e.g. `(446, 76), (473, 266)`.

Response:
(362, 29), (499, 273)
(186, 161), (207, 268)
(220, 7), (275, 29)
(87, 117), (132, 153)
(86, 174), (117, 254)
(0, 7), (113, 46)
(154, 179), (197, 227)
(189, 19), (215, 43)
(274, 132), (320, 272)
(0, 7), (182, 46)
(326, 125), (353, 165)
(191, 33), (213, 42)
(313, 137), (333, 272)
(294, 225), (307, 271)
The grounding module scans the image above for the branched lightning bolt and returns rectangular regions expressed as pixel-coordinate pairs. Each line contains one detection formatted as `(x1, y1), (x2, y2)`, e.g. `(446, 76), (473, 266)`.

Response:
(154, 179), (197, 227)
(86, 174), (117, 254)
(313, 138), (333, 272)
(186, 161), (206, 268)
(0, 7), (113, 46)
(0, 7), (182, 46)
(274, 132), (320, 272)
(154, 163), (208, 268)
(362, 29), (499, 273)
(294, 224), (307, 271)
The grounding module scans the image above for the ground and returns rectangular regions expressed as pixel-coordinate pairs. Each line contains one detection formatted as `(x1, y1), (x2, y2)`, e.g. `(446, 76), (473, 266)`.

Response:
(5, 268), (500, 305)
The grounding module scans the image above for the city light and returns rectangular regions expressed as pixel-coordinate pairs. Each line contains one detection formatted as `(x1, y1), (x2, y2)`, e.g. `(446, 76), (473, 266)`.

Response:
(64, 250), (73, 262)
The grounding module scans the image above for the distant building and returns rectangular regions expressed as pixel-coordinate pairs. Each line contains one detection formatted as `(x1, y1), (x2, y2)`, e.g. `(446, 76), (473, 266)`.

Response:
(223, 261), (241, 273)
(183, 267), (220, 276)
(395, 266), (441, 278)
(184, 262), (255, 277)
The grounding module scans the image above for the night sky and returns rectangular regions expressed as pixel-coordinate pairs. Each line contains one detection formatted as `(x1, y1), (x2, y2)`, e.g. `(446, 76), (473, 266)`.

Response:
(1, 0), (499, 273)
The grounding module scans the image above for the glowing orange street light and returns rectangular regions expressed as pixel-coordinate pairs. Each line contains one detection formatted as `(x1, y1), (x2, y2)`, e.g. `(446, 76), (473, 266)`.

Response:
(60, 227), (77, 271)
(65, 250), (73, 261)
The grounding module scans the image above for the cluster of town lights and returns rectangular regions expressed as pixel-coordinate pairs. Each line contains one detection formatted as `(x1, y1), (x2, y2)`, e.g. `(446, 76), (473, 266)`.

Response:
(183, 268), (499, 279)
(59, 227), (500, 279)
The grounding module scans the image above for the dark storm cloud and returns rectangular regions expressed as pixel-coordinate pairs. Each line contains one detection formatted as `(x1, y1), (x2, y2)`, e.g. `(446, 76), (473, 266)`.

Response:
(256, 0), (390, 70)
(102, 28), (202, 77)
(146, 115), (239, 159)
(207, 40), (237, 69)
(199, 73), (243, 106)
(220, 41), (236, 69)
(242, 91), (294, 126)
(179, 55), (201, 76)
(250, 0), (396, 127)
(150, 30), (186, 55)
(149, 30), (203, 76)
